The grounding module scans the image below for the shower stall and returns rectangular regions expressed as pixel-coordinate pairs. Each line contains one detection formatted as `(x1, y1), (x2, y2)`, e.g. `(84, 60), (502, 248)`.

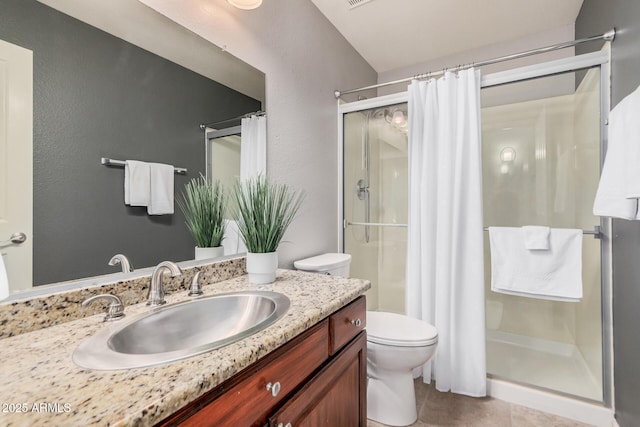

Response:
(340, 51), (611, 407)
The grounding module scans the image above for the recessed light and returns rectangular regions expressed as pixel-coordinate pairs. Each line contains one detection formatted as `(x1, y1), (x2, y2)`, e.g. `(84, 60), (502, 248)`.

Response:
(227, 0), (262, 10)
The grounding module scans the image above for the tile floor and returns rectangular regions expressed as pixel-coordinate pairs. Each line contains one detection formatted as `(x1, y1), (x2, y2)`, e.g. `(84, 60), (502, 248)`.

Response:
(367, 379), (592, 427)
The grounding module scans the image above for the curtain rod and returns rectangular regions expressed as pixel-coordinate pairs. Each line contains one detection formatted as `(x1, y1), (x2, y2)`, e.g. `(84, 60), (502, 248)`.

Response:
(334, 28), (615, 99)
(199, 110), (265, 130)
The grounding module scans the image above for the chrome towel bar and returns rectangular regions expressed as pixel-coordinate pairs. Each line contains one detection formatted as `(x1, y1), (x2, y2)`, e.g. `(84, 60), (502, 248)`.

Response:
(483, 225), (602, 239)
(101, 157), (187, 174)
(346, 222), (602, 239)
(347, 221), (407, 228)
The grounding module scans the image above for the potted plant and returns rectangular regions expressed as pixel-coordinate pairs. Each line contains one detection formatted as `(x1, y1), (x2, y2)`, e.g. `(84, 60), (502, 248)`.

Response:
(233, 175), (304, 284)
(177, 175), (226, 260)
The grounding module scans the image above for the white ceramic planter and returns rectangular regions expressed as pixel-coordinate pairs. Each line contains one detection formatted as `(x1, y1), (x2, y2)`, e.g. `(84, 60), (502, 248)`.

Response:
(195, 246), (225, 260)
(246, 252), (278, 284)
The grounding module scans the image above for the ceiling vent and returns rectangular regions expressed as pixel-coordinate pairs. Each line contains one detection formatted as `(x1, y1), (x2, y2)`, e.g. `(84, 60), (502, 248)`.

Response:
(347, 0), (375, 10)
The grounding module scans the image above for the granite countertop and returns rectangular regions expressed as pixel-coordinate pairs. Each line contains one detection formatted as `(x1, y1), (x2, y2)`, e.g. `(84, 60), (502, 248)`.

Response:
(0, 269), (370, 427)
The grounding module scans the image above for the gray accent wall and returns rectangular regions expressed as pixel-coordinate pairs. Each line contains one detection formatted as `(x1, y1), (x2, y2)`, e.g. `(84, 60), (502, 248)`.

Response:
(0, 0), (261, 285)
(576, 1), (640, 426)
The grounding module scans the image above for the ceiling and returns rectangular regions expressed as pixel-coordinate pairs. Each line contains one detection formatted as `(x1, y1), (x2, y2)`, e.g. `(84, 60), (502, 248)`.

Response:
(310, 0), (584, 73)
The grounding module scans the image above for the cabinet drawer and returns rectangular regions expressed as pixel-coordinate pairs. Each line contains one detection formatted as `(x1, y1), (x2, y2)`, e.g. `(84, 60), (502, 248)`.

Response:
(176, 320), (329, 427)
(329, 296), (366, 355)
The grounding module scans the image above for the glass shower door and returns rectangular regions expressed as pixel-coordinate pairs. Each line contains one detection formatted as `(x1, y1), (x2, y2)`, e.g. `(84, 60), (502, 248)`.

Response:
(481, 67), (604, 401)
(343, 103), (408, 313)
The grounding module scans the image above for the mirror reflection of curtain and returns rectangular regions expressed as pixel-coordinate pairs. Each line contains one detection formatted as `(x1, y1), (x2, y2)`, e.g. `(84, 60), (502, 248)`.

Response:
(240, 115), (267, 181)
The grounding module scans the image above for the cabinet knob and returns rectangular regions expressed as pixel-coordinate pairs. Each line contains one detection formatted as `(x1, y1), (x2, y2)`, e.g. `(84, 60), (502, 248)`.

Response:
(285, 424), (292, 427)
(266, 381), (281, 397)
(351, 318), (362, 327)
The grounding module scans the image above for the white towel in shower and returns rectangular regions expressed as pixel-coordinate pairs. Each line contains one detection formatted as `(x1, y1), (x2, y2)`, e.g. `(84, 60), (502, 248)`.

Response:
(489, 227), (583, 302)
(124, 160), (150, 206)
(522, 226), (550, 250)
(147, 163), (174, 215)
(593, 83), (640, 219)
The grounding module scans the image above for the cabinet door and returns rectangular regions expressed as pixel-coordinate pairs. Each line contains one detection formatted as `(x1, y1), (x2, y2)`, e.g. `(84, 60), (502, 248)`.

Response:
(269, 331), (367, 427)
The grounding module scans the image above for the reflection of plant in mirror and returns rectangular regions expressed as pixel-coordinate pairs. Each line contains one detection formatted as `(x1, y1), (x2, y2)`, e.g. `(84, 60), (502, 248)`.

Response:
(233, 175), (305, 253)
(177, 176), (226, 248)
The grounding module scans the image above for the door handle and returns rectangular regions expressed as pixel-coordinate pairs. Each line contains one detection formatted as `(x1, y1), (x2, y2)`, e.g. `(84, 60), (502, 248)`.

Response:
(0, 232), (27, 247)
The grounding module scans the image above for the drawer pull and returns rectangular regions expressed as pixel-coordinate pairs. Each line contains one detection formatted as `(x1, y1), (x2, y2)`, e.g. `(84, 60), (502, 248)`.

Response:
(266, 381), (281, 397)
(277, 424), (292, 427)
(285, 424), (292, 427)
(351, 318), (362, 327)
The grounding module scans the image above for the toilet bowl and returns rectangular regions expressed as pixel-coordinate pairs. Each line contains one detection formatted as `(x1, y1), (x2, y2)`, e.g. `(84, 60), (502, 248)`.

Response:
(293, 253), (438, 426)
(366, 311), (438, 426)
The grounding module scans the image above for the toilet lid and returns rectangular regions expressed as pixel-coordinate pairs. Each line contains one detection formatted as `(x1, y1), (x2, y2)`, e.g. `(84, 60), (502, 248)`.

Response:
(293, 253), (351, 271)
(366, 311), (438, 347)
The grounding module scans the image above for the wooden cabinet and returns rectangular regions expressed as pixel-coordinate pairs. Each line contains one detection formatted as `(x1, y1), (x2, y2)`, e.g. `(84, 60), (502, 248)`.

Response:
(157, 296), (366, 427)
(268, 331), (366, 427)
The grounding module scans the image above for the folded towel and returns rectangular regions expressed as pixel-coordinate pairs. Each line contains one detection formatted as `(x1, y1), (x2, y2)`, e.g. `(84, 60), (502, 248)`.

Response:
(0, 254), (9, 301)
(222, 219), (247, 255)
(147, 163), (174, 215)
(593, 83), (640, 219)
(124, 160), (150, 206)
(489, 227), (583, 301)
(523, 226), (550, 250)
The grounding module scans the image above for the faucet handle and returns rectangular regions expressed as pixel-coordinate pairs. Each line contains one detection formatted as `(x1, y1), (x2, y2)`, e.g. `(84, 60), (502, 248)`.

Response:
(189, 271), (204, 296)
(82, 294), (126, 322)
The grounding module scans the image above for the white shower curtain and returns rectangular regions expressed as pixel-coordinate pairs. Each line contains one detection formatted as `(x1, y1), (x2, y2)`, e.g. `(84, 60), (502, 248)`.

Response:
(240, 115), (266, 181)
(406, 69), (486, 397)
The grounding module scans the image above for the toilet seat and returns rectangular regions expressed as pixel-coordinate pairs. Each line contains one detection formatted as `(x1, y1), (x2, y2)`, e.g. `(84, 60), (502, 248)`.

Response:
(366, 311), (438, 347)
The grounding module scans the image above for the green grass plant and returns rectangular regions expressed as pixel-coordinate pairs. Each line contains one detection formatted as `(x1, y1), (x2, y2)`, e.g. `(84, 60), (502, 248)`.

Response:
(232, 175), (304, 253)
(177, 175), (226, 248)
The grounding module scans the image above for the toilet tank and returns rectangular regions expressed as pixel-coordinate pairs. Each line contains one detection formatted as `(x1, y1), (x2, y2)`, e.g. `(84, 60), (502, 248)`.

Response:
(293, 253), (351, 278)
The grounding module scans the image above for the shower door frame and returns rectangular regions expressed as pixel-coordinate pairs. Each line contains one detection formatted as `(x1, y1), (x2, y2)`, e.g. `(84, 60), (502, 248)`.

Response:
(338, 49), (613, 407)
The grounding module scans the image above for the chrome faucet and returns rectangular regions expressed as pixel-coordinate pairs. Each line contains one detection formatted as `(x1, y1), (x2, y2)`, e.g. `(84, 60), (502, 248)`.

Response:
(82, 294), (126, 322)
(108, 254), (134, 273)
(148, 261), (183, 306)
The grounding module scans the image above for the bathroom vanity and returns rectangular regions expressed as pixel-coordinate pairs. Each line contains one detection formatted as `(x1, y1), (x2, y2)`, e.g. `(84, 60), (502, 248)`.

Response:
(0, 265), (369, 426)
(160, 296), (367, 426)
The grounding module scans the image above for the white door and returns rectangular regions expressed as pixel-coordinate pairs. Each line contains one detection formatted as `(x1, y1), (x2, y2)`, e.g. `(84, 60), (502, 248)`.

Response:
(0, 39), (33, 295)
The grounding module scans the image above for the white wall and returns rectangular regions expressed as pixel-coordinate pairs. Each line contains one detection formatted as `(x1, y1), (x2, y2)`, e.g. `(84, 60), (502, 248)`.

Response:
(377, 25), (575, 96)
(140, 0), (377, 266)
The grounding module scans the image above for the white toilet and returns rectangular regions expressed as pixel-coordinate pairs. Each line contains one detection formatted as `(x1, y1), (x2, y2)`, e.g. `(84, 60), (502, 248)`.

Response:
(294, 253), (439, 427)
(366, 311), (438, 426)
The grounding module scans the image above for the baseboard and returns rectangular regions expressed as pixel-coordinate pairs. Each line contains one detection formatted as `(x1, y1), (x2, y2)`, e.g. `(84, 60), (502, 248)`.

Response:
(487, 378), (614, 427)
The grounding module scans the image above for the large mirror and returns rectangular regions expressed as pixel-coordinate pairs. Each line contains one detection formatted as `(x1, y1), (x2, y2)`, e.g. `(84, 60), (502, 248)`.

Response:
(0, 0), (265, 295)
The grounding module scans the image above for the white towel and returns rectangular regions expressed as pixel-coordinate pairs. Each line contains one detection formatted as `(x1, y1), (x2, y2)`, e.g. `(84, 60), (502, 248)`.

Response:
(593, 83), (640, 219)
(489, 227), (583, 301)
(124, 160), (150, 206)
(222, 219), (247, 255)
(522, 226), (550, 250)
(0, 254), (9, 301)
(147, 163), (174, 215)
